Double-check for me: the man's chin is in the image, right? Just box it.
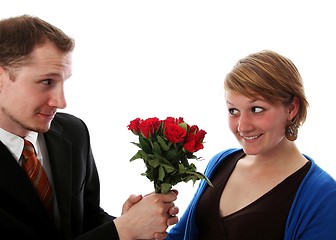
[28,124,51,133]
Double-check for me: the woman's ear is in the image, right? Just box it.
[288,96,300,120]
[0,66,5,74]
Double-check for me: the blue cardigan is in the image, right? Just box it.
[167,148,336,240]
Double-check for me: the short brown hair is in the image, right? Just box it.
[0,14,75,69]
[224,50,309,126]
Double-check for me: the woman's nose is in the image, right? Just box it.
[237,113,252,132]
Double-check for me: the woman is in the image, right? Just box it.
[166,50,336,239]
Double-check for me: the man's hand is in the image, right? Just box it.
[114,190,179,240]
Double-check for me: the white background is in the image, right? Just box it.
[3,0,336,219]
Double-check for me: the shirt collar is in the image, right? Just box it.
[0,128,39,162]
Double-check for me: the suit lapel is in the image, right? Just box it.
[44,120,72,236]
[0,142,52,222]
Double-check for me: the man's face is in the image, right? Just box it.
[0,41,72,137]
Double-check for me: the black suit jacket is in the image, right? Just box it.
[0,113,119,240]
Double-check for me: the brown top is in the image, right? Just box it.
[196,150,311,240]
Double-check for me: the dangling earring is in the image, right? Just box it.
[285,121,298,141]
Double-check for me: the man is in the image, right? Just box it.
[0,15,178,240]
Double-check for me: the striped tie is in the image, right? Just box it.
[22,139,53,218]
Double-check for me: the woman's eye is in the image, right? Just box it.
[252,107,263,113]
[228,108,238,115]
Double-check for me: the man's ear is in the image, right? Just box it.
[288,96,300,120]
[0,66,4,88]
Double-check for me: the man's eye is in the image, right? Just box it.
[252,107,263,113]
[42,79,52,85]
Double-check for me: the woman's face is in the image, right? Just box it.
[226,91,295,156]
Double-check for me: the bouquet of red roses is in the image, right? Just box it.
[127,116,212,193]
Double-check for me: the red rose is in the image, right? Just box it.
[127,118,141,135]
[183,136,204,153]
[164,117,184,125]
[196,129,207,141]
[164,117,175,125]
[139,117,161,138]
[164,123,187,144]
[184,125,207,152]
[188,125,199,134]
[128,116,211,193]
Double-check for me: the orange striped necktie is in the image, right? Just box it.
[22,139,53,218]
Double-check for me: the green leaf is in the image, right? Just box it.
[130,142,141,148]
[153,141,162,155]
[165,148,180,160]
[185,171,213,187]
[178,163,186,173]
[158,165,165,181]
[129,150,143,161]
[139,150,149,161]
[162,164,176,173]
[148,158,160,168]
[178,122,188,130]
[139,135,152,153]
[160,183,172,194]
[157,135,169,151]
[181,157,190,167]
